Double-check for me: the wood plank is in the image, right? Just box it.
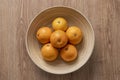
[0,0,120,80]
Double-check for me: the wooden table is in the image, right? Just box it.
[0,0,120,80]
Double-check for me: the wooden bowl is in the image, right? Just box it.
[25,7,95,74]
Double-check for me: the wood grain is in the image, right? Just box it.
[0,0,120,80]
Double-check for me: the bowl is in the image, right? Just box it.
[25,7,95,74]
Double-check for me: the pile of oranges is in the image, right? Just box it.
[36,17,83,62]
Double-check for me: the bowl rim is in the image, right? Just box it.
[25,6,95,75]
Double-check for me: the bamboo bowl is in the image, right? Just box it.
[25,7,95,74]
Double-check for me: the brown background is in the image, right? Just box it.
[0,0,120,80]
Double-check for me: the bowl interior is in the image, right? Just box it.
[26,7,94,74]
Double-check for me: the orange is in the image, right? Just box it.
[52,17,68,31]
[50,30,68,48]
[36,27,52,44]
[66,26,83,45]
[60,44,78,62]
[41,43,58,61]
